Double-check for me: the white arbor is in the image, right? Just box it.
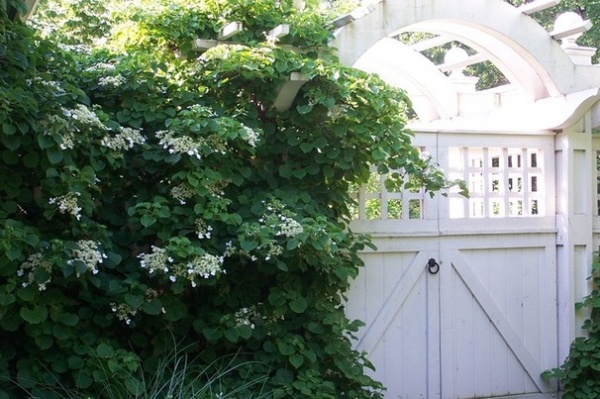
[335,1,600,398]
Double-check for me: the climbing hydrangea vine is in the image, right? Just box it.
[0,0,462,397]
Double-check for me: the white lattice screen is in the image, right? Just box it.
[447,147,544,218]
[351,146,545,221]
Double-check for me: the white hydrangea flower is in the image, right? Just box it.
[62,104,108,131]
[110,302,137,325]
[138,246,173,274]
[49,192,82,220]
[195,219,212,239]
[85,62,116,74]
[276,216,303,238]
[101,127,146,153]
[156,130,201,159]
[171,184,195,205]
[241,125,261,147]
[98,75,127,87]
[17,253,52,291]
[186,253,224,280]
[68,240,106,277]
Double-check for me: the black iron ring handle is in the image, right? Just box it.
[427,258,440,275]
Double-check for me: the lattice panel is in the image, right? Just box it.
[447,147,544,218]
[350,167,425,220]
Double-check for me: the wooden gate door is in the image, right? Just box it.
[345,134,558,398]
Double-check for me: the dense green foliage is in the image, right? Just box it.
[543,257,600,398]
[0,1,455,397]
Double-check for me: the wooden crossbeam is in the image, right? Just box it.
[273,72,309,111]
[193,39,218,51]
[410,35,452,52]
[268,24,290,39]
[517,0,560,15]
[438,53,486,73]
[328,0,378,28]
[219,21,243,40]
[550,19,592,40]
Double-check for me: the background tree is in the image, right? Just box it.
[1,1,454,398]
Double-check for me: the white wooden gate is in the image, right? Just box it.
[346,132,559,399]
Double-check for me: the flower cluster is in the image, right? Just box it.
[260,200,304,238]
[207,180,228,199]
[101,127,146,154]
[223,240,258,261]
[49,192,82,220]
[68,240,106,277]
[84,62,116,74]
[241,126,261,147]
[171,184,195,205]
[27,76,66,94]
[234,306,260,329]
[138,246,224,287]
[98,75,127,87]
[195,219,213,239]
[62,104,107,132]
[41,114,75,149]
[138,246,173,274]
[17,253,52,291]
[264,241,283,261]
[110,302,137,325]
[276,216,303,238]
[156,130,201,159]
[186,253,225,286]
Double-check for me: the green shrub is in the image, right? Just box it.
[543,256,600,398]
[1,1,459,398]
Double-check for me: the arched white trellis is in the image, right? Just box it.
[336,1,600,398]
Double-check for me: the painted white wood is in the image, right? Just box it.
[355,251,430,353]
[447,250,546,392]
[347,128,560,398]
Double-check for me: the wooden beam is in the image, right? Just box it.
[438,53,486,73]
[328,1,377,29]
[517,0,560,15]
[550,19,592,40]
[193,39,218,51]
[410,35,452,52]
[218,21,243,40]
[273,72,309,112]
[268,24,290,39]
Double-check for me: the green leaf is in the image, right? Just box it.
[289,353,304,369]
[296,104,313,115]
[23,152,39,168]
[47,147,63,164]
[237,324,253,339]
[68,355,84,370]
[58,313,79,326]
[224,328,239,343]
[140,214,156,227]
[2,124,17,135]
[0,293,15,306]
[202,327,222,341]
[20,306,48,324]
[124,294,144,308]
[289,297,307,313]
[277,341,295,356]
[240,239,258,252]
[96,343,114,358]
[300,142,313,153]
[126,378,144,395]
[34,334,53,350]
[16,285,37,302]
[2,150,19,165]
[142,298,163,315]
